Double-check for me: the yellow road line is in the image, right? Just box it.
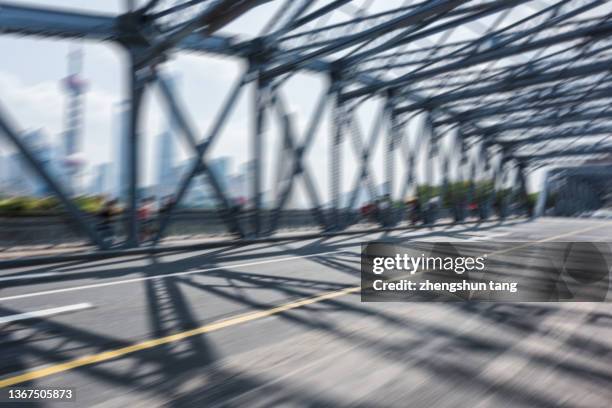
[0,286,360,388]
[493,222,608,255]
[0,221,608,388]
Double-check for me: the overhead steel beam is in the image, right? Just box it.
[495,125,612,145]
[135,0,274,68]
[464,110,612,136]
[514,145,612,161]
[394,42,612,114]
[432,88,612,123]
[340,0,530,66]
[353,15,604,67]
[259,0,466,80]
[0,3,330,70]
[0,2,119,40]
[379,0,599,77]
[271,0,353,35]
[395,57,612,112]
[342,17,612,99]
[275,3,420,45]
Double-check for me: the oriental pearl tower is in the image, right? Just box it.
[62,45,88,196]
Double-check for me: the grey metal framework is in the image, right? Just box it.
[1,0,611,249]
[535,163,612,217]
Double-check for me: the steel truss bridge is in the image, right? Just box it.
[1,0,612,250]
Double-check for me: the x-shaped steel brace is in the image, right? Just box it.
[0,102,108,249]
[267,89,329,234]
[153,71,248,242]
[345,103,385,224]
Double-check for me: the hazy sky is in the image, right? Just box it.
[0,1,543,201]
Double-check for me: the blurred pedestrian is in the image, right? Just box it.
[138,196,156,242]
[98,198,118,246]
[160,195,175,214]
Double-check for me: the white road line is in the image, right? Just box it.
[0,221,548,303]
[0,303,94,324]
[0,272,59,283]
[466,232,512,241]
[0,250,346,302]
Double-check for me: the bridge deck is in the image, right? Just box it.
[1,217,611,407]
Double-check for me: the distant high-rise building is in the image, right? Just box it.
[170,157,233,208]
[90,163,112,196]
[227,168,247,205]
[0,154,6,194]
[13,129,54,197]
[209,157,231,188]
[5,153,23,195]
[156,129,177,198]
[0,154,3,190]
[0,129,53,197]
[61,46,88,195]
[155,75,180,198]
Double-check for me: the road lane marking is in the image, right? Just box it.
[493,222,610,255]
[466,231,513,241]
[0,250,346,302]
[0,272,59,283]
[0,220,526,301]
[0,287,360,388]
[0,221,608,387]
[0,303,94,325]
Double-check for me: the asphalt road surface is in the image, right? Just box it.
[1,217,612,407]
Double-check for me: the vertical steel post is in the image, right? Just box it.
[499,157,511,219]
[384,102,394,199]
[483,144,494,219]
[424,111,436,224]
[426,143,436,225]
[516,160,530,216]
[491,150,500,219]
[459,136,470,221]
[330,74,343,231]
[467,151,476,218]
[400,116,417,201]
[385,93,398,226]
[251,73,269,237]
[441,130,453,220]
[125,51,147,247]
[534,169,549,217]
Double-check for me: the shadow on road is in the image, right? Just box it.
[3,218,611,406]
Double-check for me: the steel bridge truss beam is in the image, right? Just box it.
[154,71,248,243]
[267,90,329,234]
[3,0,603,247]
[0,101,107,249]
[342,5,612,100]
[514,145,612,161]
[496,125,612,146]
